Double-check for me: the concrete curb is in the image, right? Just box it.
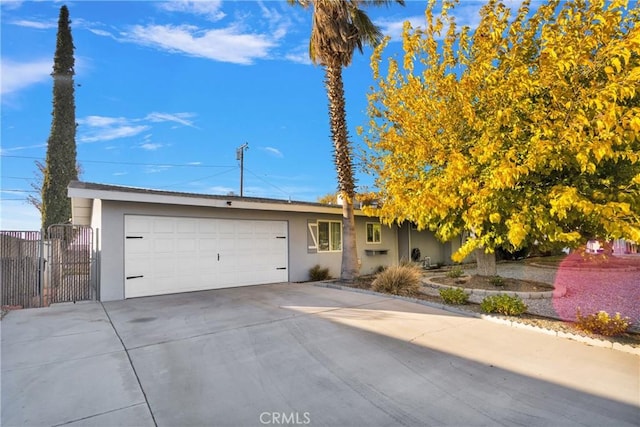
[422,276,566,299]
[311,282,639,357]
[528,262,640,272]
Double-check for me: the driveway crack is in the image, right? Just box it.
[100,302,158,427]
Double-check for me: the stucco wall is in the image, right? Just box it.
[407,225,447,265]
[96,200,399,301]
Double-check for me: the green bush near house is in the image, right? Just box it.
[575,309,630,336]
[372,264,422,297]
[439,287,469,305]
[446,267,464,278]
[308,264,331,281]
[489,276,505,287]
[480,294,527,316]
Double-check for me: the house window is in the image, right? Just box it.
[317,220,342,252]
[366,223,381,244]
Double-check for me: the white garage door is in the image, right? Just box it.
[124,215,288,298]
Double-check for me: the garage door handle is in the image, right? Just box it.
[126,236,143,239]
[276,236,286,239]
[126,275,144,279]
[276,267,287,270]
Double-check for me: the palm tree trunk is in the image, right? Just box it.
[324,62,359,281]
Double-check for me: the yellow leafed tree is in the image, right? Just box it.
[363,0,640,275]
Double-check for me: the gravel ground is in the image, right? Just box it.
[441,262,640,329]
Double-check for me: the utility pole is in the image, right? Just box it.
[236,142,249,197]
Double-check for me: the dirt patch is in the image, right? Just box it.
[430,275,554,293]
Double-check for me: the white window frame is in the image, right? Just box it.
[317,220,342,252]
[366,222,382,244]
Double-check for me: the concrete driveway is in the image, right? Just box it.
[2,283,638,426]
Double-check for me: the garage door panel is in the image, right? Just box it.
[151,218,174,232]
[198,238,217,252]
[218,237,236,250]
[126,217,151,233]
[152,259,175,277]
[199,221,218,233]
[126,238,150,254]
[125,216,288,298]
[151,239,174,254]
[177,238,197,252]
[177,219,197,233]
[177,258,200,272]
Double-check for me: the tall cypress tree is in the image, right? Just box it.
[41,5,77,231]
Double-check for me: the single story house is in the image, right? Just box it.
[68,181,463,301]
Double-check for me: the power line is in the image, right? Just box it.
[2,156,297,200]
[1,155,234,169]
[244,167,291,199]
[157,167,238,189]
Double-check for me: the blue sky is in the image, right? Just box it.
[1,0,514,230]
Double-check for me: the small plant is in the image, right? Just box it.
[446,267,464,278]
[372,264,423,297]
[575,309,630,336]
[489,276,505,287]
[374,265,386,274]
[439,287,469,304]
[308,264,331,281]
[480,294,527,316]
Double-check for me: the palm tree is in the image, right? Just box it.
[289,0,404,282]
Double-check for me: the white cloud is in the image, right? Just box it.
[113,172,128,176]
[1,59,51,95]
[145,165,172,174]
[0,143,47,154]
[77,112,196,144]
[375,0,525,42]
[0,1,24,11]
[11,19,57,29]
[123,24,275,65]
[88,28,112,37]
[256,0,290,40]
[79,125,151,143]
[375,15,426,40]
[285,50,312,65]
[263,147,283,158]
[157,0,225,21]
[139,143,164,151]
[146,112,196,127]
[79,115,129,127]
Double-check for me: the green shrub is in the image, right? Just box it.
[308,264,331,281]
[372,264,423,297]
[489,276,505,287]
[439,287,469,304]
[446,267,464,278]
[480,294,527,316]
[575,309,630,336]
